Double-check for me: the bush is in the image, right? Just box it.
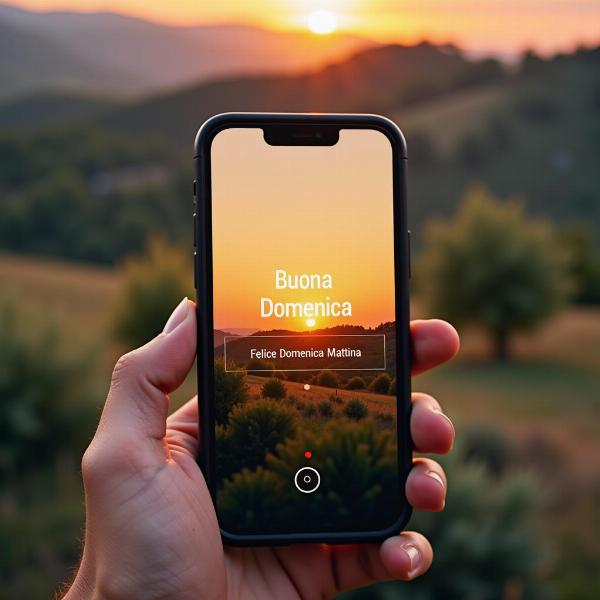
[113,237,193,348]
[318,400,334,418]
[317,370,339,388]
[346,376,366,390]
[217,467,285,529]
[227,400,297,471]
[379,451,545,600]
[0,298,97,474]
[261,377,286,400]
[213,359,249,425]
[369,373,391,395]
[344,398,368,421]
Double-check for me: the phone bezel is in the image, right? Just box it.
[194,113,412,546]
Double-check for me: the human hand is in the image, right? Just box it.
[63,298,459,600]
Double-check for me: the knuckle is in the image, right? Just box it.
[111,350,141,386]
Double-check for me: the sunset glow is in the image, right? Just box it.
[10,0,600,55]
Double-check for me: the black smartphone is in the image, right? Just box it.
[194,113,412,546]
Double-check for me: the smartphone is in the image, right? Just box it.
[194,113,411,546]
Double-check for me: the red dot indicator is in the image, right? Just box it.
[304,451,312,459]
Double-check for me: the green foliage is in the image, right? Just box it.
[217,467,284,530]
[346,376,366,390]
[227,400,297,471]
[113,237,193,348]
[317,369,339,388]
[268,420,399,527]
[0,298,96,474]
[343,398,368,421]
[369,373,392,395]
[213,359,249,425]
[420,185,570,360]
[260,377,286,400]
[344,455,545,600]
[318,399,334,418]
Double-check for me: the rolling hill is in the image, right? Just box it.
[0,3,375,98]
[101,42,505,143]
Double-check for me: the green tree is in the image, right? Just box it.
[317,370,339,388]
[213,359,249,425]
[369,373,391,395]
[420,186,570,360]
[113,237,193,348]
[261,377,286,400]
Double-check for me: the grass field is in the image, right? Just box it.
[246,374,396,415]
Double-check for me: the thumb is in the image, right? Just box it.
[96,297,196,444]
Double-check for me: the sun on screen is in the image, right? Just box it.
[306,318,317,327]
[308,9,337,35]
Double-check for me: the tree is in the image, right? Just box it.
[419,186,570,360]
[113,237,193,348]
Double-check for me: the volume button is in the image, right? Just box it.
[407,230,411,279]
[193,212,198,247]
[194,251,199,289]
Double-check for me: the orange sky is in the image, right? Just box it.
[211,128,395,331]
[11,0,600,55]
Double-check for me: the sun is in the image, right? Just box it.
[306,317,317,327]
[308,9,337,35]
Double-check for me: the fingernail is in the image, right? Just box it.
[163,297,190,334]
[425,470,445,490]
[402,544,422,578]
[432,407,455,448]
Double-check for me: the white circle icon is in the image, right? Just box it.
[294,467,321,494]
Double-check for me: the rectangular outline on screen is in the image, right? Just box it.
[223,333,386,372]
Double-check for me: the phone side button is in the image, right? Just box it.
[193,212,198,247]
[407,230,411,279]
[193,251,199,289]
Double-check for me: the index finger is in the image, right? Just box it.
[411,319,459,376]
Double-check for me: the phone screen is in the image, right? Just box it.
[209,126,403,535]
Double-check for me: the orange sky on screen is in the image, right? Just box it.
[211,128,395,331]
[11,0,600,54]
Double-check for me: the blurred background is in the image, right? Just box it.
[1,1,599,598]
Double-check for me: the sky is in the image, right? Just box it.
[10,0,600,55]
[211,128,395,331]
